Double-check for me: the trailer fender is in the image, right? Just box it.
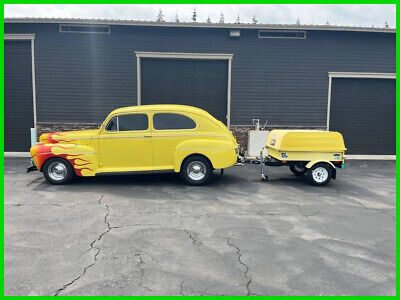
[305,161,336,179]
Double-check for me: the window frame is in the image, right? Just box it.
[258,30,306,39]
[152,112,198,131]
[104,113,149,133]
[59,24,110,34]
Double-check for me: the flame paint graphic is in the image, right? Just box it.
[40,132,77,144]
[31,143,96,176]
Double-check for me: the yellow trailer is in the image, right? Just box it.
[260,130,346,186]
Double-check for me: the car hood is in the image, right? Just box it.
[39,129,98,145]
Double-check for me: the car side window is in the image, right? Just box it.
[106,117,118,131]
[153,113,196,130]
[106,114,148,132]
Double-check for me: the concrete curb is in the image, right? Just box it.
[4,152,30,158]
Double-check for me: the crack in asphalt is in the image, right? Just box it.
[227,237,254,296]
[340,194,396,222]
[184,230,201,251]
[179,280,229,296]
[5,203,64,208]
[296,203,320,220]
[135,252,153,293]
[172,211,184,218]
[55,195,112,296]
[179,281,185,296]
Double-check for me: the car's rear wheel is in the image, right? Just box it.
[180,155,213,185]
[43,158,74,185]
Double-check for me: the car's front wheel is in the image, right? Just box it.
[43,158,75,185]
[180,155,213,185]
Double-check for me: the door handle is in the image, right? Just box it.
[144,135,151,138]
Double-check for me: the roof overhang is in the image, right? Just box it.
[4,18,396,34]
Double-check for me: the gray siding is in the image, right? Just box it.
[5,23,395,126]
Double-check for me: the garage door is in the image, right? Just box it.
[330,78,395,155]
[5,41,34,152]
[141,58,228,123]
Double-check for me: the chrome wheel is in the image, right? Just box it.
[48,161,67,181]
[187,161,206,181]
[312,167,328,183]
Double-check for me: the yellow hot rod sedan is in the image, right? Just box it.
[28,105,239,185]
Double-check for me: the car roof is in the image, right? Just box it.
[111,104,213,118]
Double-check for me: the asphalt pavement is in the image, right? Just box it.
[4,158,396,295]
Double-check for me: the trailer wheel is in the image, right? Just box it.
[307,163,332,186]
[289,165,307,176]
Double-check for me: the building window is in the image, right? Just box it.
[59,24,110,34]
[106,114,148,132]
[258,30,306,39]
[153,113,196,130]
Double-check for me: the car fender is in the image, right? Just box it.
[173,139,237,172]
[30,143,98,176]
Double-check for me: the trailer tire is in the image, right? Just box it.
[289,165,307,176]
[307,163,332,186]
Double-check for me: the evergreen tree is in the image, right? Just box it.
[219,12,224,23]
[235,13,241,24]
[206,15,211,23]
[192,8,197,22]
[385,21,389,28]
[156,9,164,23]
[252,14,257,24]
[175,12,179,23]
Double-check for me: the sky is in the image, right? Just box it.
[4,4,396,28]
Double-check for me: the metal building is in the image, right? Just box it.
[4,18,396,155]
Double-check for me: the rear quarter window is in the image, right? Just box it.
[153,113,196,130]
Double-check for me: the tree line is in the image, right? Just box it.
[156,8,391,28]
[156,8,256,24]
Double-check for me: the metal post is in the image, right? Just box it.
[30,128,37,147]
[260,147,268,180]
